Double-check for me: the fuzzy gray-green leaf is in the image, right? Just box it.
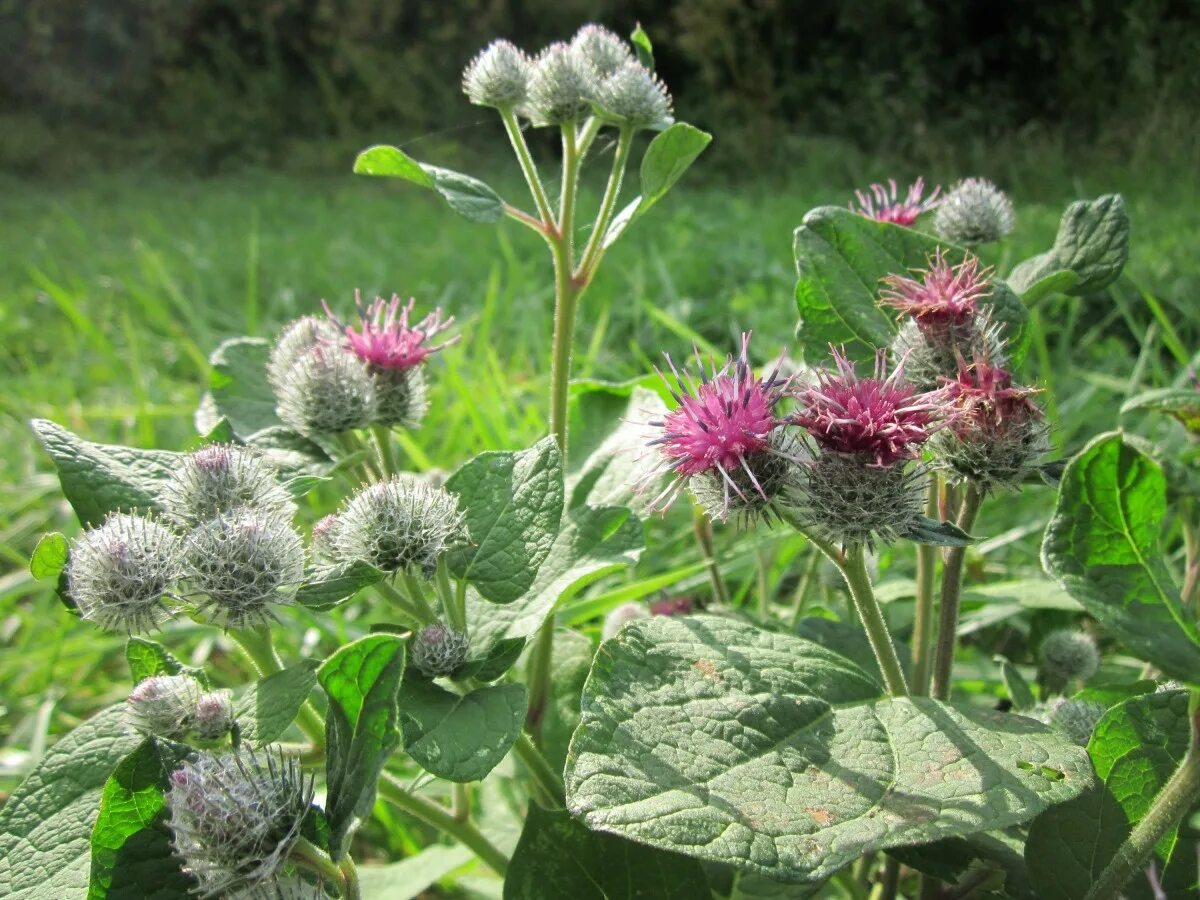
[1008,194,1129,297]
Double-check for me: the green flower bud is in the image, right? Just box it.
[571,24,634,77]
[934,178,1016,246]
[890,313,1007,393]
[794,452,927,548]
[194,691,236,742]
[67,513,184,633]
[463,39,531,109]
[687,427,805,526]
[410,623,470,677]
[163,443,295,527]
[593,62,672,130]
[275,343,377,436]
[127,674,205,739]
[267,316,340,392]
[373,365,429,428]
[310,514,339,561]
[1038,629,1100,693]
[527,43,598,126]
[1041,697,1106,746]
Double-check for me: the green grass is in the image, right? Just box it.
[1,141,1197,776]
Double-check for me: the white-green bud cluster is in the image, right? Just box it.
[462,39,531,109]
[527,42,599,126]
[1038,629,1100,693]
[67,513,184,633]
[1038,697,1106,746]
[410,623,471,677]
[793,453,926,547]
[328,474,465,577]
[184,509,305,627]
[310,514,339,561]
[891,314,1006,393]
[593,61,673,130]
[275,343,377,436]
[601,602,650,640]
[126,674,234,743]
[934,177,1016,246]
[163,444,295,528]
[193,690,236,741]
[166,748,312,897]
[228,877,329,900]
[688,427,806,526]
[571,24,634,77]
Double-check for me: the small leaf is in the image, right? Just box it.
[455,636,526,682]
[88,737,194,899]
[630,23,654,69]
[1016,269,1081,305]
[504,804,709,900]
[125,638,207,688]
[565,616,1091,884]
[206,337,280,438]
[318,634,406,860]
[0,705,142,899]
[32,419,179,525]
[994,655,1036,711]
[1009,195,1130,297]
[30,532,68,580]
[900,515,975,546]
[400,677,526,783]
[445,437,564,605]
[294,561,384,611]
[639,123,711,214]
[353,146,504,223]
[1121,387,1200,434]
[1042,432,1200,681]
[235,659,321,745]
[356,844,473,899]
[569,383,667,509]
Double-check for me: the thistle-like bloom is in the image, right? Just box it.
[527,42,599,126]
[934,177,1016,245]
[637,333,800,521]
[67,513,184,633]
[193,691,236,742]
[793,348,950,467]
[162,444,295,527]
[462,39,531,109]
[571,24,634,77]
[410,623,471,677]
[127,674,205,739]
[593,62,673,130]
[266,316,341,393]
[1043,698,1107,747]
[851,177,941,226]
[880,250,993,332]
[166,747,313,897]
[326,293,458,372]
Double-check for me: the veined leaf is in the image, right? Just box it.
[1009,194,1129,298]
[353,146,505,224]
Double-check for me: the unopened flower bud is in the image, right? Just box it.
[184,509,305,627]
[891,314,1007,393]
[410,623,470,677]
[267,316,340,392]
[1038,629,1099,693]
[527,43,598,126]
[275,343,377,436]
[463,39,531,109]
[67,513,184,633]
[194,691,236,741]
[934,177,1016,246]
[602,602,650,640]
[166,748,312,896]
[229,876,329,899]
[594,62,673,130]
[330,475,465,577]
[571,24,634,77]
[796,452,927,547]
[127,674,205,739]
[1037,697,1106,746]
[163,444,295,527]
[686,427,805,526]
[310,514,339,560]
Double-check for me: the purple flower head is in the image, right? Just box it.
[879,250,993,330]
[942,355,1043,437]
[851,177,941,226]
[325,292,459,371]
[638,333,796,516]
[794,347,952,466]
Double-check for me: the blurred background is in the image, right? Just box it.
[2,2,1199,755]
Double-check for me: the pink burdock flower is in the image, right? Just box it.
[325,292,459,371]
[794,347,951,467]
[879,250,993,331]
[638,333,802,522]
[851,177,941,226]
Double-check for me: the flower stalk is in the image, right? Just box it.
[232,626,326,748]
[842,545,909,697]
[910,478,940,695]
[930,482,984,700]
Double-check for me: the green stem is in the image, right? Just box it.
[233,626,326,747]
[756,546,771,620]
[402,572,440,624]
[370,424,397,478]
[788,545,823,629]
[338,854,362,900]
[1181,500,1199,613]
[378,773,510,876]
[500,107,555,227]
[575,115,603,159]
[911,477,941,696]
[842,546,909,697]
[874,857,901,900]
[290,836,352,896]
[513,732,566,805]
[930,483,984,701]
[694,506,731,606]
[575,127,633,280]
[1084,698,1200,900]
[452,781,470,823]
[372,579,429,628]
[435,557,465,631]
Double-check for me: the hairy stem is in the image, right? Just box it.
[402,572,440,624]
[843,546,909,697]
[693,507,731,605]
[930,483,984,701]
[435,557,465,632]
[513,732,566,805]
[378,773,510,876]
[373,579,429,628]
[911,477,941,696]
[291,836,356,897]
[369,424,397,478]
[452,781,470,823]
[233,626,325,747]
[575,127,633,280]
[500,107,555,227]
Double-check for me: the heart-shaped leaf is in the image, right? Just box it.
[353,146,505,224]
[125,637,208,688]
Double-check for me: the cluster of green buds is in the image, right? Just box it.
[126,674,234,742]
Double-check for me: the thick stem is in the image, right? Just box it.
[233,626,325,747]
[402,572,440,624]
[911,477,941,696]
[435,557,465,632]
[876,857,901,900]
[452,782,470,823]
[290,836,352,896]
[575,115,603,159]
[575,127,633,280]
[694,507,731,606]
[513,732,566,805]
[372,579,429,629]
[788,545,823,628]
[930,483,984,701]
[378,773,510,876]
[842,546,909,697]
[500,107,555,227]
[338,854,362,900]
[1084,700,1200,900]
[370,424,397,478]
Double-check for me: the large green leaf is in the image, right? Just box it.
[541,628,598,774]
[32,420,178,525]
[565,616,1092,884]
[569,384,666,509]
[88,738,194,899]
[467,503,644,650]
[318,635,406,860]
[400,677,527,783]
[353,146,505,223]
[235,658,321,745]
[1009,194,1129,298]
[204,337,279,437]
[504,804,709,900]
[1042,432,1200,681]
[356,844,473,899]
[445,437,564,605]
[792,207,1029,364]
[1026,690,1198,899]
[0,705,142,899]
